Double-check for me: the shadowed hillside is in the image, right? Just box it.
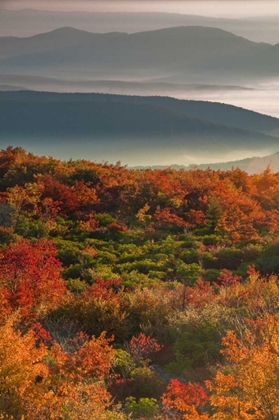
[1,91,279,165]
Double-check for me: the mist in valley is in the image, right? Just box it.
[1,1,279,169]
[2,74,279,119]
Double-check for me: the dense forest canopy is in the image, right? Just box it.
[1,146,279,418]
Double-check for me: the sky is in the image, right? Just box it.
[1,0,279,17]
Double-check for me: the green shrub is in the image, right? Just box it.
[62,264,82,280]
[112,349,135,379]
[66,278,86,293]
[95,213,117,226]
[130,367,165,399]
[124,396,159,418]
[166,322,221,375]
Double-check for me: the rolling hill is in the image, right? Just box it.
[0,27,112,59]
[0,91,279,166]
[0,26,273,83]
[2,90,279,135]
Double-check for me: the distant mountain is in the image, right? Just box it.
[244,152,279,174]
[132,159,253,171]
[0,91,279,166]
[184,157,263,172]
[0,27,125,59]
[186,152,279,174]
[1,10,279,44]
[201,42,279,79]
[133,152,279,174]
[0,26,272,83]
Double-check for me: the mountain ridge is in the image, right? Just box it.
[1,90,277,135]
[0,90,279,166]
[0,25,274,83]
[1,9,279,44]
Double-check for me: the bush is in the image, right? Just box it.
[112,349,135,379]
[202,269,221,283]
[62,264,82,280]
[130,367,165,399]
[56,239,81,266]
[166,322,221,375]
[215,247,244,270]
[95,213,117,227]
[66,278,86,293]
[124,396,159,418]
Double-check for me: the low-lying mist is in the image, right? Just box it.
[2,135,277,168]
[1,75,279,118]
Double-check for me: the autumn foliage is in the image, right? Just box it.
[0,238,65,320]
[207,314,279,420]
[1,148,279,418]
[162,379,209,419]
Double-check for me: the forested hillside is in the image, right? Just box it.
[1,146,279,418]
[1,91,279,166]
[3,90,279,134]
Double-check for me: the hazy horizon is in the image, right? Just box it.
[1,1,279,18]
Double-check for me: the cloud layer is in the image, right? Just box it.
[1,0,279,17]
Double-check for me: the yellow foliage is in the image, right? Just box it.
[208,314,279,420]
[0,317,48,418]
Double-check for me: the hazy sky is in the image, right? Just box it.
[1,1,279,17]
